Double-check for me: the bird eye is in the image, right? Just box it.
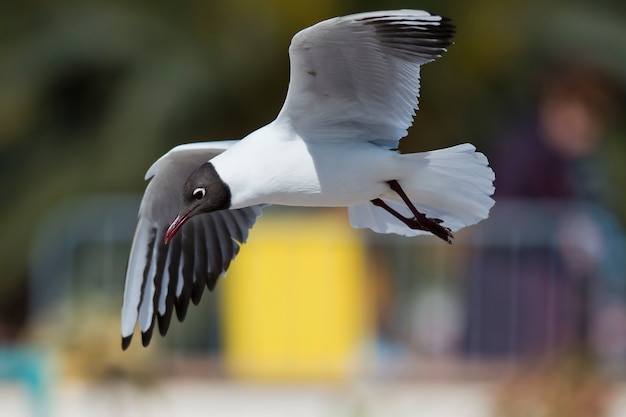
[192,187,206,200]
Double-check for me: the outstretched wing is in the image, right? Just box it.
[122,141,265,349]
[276,10,454,148]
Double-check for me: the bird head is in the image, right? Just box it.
[164,162,231,244]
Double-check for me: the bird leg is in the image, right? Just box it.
[371,180,453,244]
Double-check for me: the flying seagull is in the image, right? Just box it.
[121,10,495,349]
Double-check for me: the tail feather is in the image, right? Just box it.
[349,144,495,237]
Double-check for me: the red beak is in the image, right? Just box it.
[164,211,192,244]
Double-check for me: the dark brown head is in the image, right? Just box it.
[164,162,231,243]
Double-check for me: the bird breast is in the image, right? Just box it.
[210,126,395,209]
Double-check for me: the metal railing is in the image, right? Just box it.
[24,195,626,375]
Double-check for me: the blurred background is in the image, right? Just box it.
[1,0,625,416]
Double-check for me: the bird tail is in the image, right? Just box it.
[348,143,495,237]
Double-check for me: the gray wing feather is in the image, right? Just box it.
[277,10,454,148]
[121,141,265,349]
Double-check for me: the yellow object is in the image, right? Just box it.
[221,209,368,381]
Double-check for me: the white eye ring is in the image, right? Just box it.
[192,187,206,200]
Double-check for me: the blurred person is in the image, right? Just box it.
[462,62,625,360]
[495,62,616,201]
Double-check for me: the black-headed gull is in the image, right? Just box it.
[122,10,495,349]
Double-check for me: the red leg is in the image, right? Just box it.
[371,180,453,243]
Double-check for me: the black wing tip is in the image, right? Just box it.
[122,333,155,349]
[141,328,154,348]
[439,16,455,29]
[191,277,206,305]
[356,11,454,25]
[158,312,173,336]
[358,12,456,59]
[175,296,191,321]
[191,289,204,305]
[207,276,219,292]
[358,12,456,32]
[122,335,133,350]
[121,319,167,350]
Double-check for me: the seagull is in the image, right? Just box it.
[121,10,495,349]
